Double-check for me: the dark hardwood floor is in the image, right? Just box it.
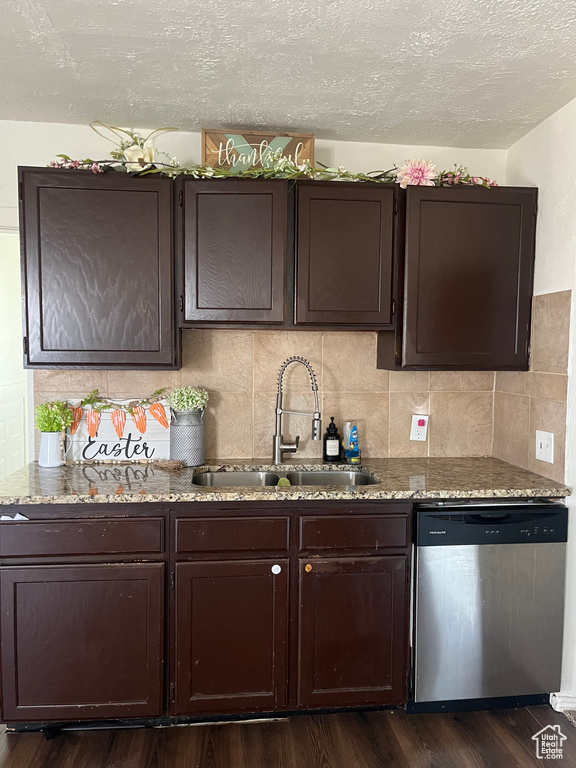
[0,706,574,768]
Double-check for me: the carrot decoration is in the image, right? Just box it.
[111,409,126,439]
[131,405,147,433]
[70,406,83,435]
[149,402,169,429]
[86,408,100,438]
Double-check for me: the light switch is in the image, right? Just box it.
[536,430,554,463]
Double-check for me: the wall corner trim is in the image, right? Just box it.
[549,692,576,711]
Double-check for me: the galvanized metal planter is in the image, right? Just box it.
[169,408,205,466]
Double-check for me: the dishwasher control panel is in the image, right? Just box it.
[416,503,568,546]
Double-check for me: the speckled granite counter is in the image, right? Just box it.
[0,457,569,506]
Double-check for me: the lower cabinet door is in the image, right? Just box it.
[174,559,288,715]
[0,563,164,722]
[298,556,408,708]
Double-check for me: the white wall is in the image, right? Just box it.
[0,233,29,479]
[507,96,576,708]
[0,119,507,232]
[507,97,576,297]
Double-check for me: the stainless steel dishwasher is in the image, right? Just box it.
[412,501,568,712]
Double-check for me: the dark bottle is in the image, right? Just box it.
[323,417,341,463]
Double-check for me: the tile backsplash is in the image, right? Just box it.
[492,290,571,483]
[34,331,494,461]
[33,289,571,477]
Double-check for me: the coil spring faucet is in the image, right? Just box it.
[273,356,321,464]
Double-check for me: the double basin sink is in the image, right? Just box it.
[192,469,377,488]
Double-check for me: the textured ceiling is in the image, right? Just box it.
[3,0,576,148]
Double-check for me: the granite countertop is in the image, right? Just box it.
[0,457,569,506]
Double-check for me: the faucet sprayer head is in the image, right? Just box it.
[312,414,322,441]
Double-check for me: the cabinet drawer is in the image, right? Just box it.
[175,517,290,554]
[299,515,408,551]
[0,518,164,558]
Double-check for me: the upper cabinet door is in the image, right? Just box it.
[179,179,287,325]
[20,168,177,369]
[401,186,537,369]
[295,182,397,327]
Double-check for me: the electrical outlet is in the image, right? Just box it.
[535,430,554,463]
[410,414,429,441]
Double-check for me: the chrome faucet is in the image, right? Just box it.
[273,356,321,464]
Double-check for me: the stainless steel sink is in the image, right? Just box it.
[192,469,377,488]
[285,470,376,486]
[192,471,280,487]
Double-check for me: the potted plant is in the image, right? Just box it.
[35,401,74,467]
[166,387,209,466]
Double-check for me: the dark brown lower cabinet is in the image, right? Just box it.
[0,563,164,722]
[174,559,289,715]
[298,556,408,708]
[0,504,412,726]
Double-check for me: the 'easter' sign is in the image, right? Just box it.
[67,400,170,462]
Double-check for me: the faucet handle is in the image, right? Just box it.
[285,436,300,454]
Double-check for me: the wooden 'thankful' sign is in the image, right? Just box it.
[202,130,315,171]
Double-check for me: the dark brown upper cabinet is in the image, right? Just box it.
[377,185,537,370]
[178,178,288,325]
[295,182,398,328]
[19,168,178,369]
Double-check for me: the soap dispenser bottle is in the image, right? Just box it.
[323,417,341,463]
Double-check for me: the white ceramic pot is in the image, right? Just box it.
[38,431,63,468]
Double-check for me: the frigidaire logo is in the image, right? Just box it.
[430,531,447,534]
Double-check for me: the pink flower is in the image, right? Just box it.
[491,180,498,187]
[396,159,438,189]
[90,162,103,174]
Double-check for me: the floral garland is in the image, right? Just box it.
[396,158,496,189]
[48,122,497,188]
[68,389,169,439]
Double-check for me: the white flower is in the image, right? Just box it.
[396,158,438,189]
[124,141,155,171]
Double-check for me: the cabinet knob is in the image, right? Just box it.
[271,564,282,575]
[305,564,312,573]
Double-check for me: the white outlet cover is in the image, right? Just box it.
[535,430,554,464]
[410,414,429,441]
